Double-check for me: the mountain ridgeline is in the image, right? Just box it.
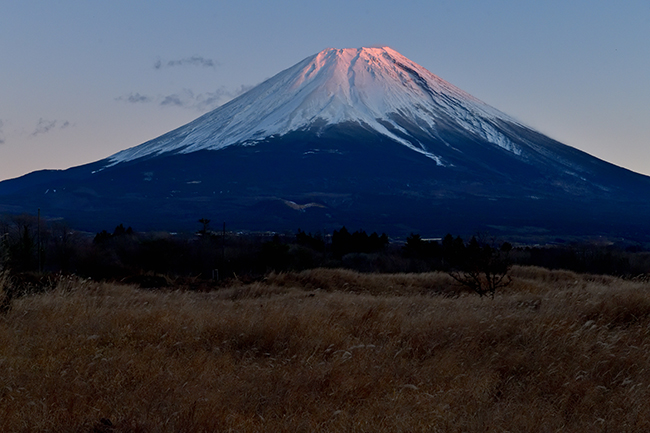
[1,47,649,240]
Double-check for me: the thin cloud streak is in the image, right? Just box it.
[31,118,72,137]
[116,83,256,112]
[32,118,57,136]
[159,84,255,111]
[154,55,219,70]
[115,93,154,103]
[160,92,188,107]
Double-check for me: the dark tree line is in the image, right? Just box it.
[0,218,393,282]
[1,213,649,290]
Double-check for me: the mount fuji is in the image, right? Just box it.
[1,47,650,240]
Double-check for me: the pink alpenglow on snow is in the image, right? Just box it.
[108,47,522,167]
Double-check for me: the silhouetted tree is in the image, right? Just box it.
[94,230,112,244]
[296,229,325,251]
[113,223,133,236]
[260,234,290,271]
[448,236,512,298]
[198,218,211,235]
[403,233,441,259]
[441,234,466,268]
[2,215,39,272]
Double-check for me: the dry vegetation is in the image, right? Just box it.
[1,267,650,432]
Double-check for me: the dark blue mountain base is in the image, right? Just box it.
[1,124,649,241]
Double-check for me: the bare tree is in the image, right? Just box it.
[448,236,512,298]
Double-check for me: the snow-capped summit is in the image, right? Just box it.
[108,47,521,165]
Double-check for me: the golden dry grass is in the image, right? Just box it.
[1,267,650,432]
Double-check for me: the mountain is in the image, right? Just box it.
[1,47,650,241]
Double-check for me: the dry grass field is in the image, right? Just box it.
[1,267,650,432]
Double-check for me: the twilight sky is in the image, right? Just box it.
[1,1,649,181]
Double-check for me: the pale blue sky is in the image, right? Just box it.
[1,1,649,180]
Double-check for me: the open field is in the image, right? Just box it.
[1,267,650,432]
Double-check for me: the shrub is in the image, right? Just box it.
[448,236,512,297]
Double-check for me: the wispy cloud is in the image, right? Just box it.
[191,90,225,110]
[0,119,5,145]
[193,84,255,111]
[32,118,57,136]
[31,118,72,137]
[154,55,219,70]
[160,90,193,107]
[159,85,255,111]
[115,93,153,103]
[116,84,255,112]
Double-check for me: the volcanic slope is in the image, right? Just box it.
[1,47,649,239]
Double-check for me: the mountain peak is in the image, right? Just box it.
[107,46,522,165]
